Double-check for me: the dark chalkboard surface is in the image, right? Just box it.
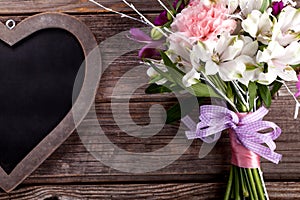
[0,28,85,174]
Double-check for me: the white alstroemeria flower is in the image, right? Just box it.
[147,63,168,85]
[182,68,201,87]
[226,0,239,13]
[190,40,216,72]
[272,6,300,46]
[167,32,193,72]
[242,10,273,44]
[236,37,260,86]
[256,40,299,84]
[239,0,263,16]
[190,34,258,82]
[182,41,214,87]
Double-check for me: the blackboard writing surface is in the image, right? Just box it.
[0,28,85,174]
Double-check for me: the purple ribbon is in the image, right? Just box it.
[182,105,282,164]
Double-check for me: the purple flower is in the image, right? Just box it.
[272,1,284,16]
[174,0,186,11]
[295,75,300,97]
[129,28,164,58]
[154,11,169,26]
[154,0,187,26]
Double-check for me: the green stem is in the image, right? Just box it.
[253,168,265,200]
[243,168,254,200]
[239,167,249,197]
[247,168,258,200]
[200,72,238,112]
[234,166,241,200]
[224,166,233,200]
[231,182,235,199]
[209,75,227,93]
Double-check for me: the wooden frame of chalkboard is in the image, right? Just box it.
[0,12,100,192]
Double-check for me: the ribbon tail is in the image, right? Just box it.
[182,115,197,139]
[257,150,282,164]
[244,142,282,164]
[185,131,198,139]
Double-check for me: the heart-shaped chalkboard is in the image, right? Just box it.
[0,13,100,192]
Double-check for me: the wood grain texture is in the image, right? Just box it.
[0,0,298,14]
[0,183,299,199]
[0,0,168,14]
[0,1,300,198]
[12,97,297,185]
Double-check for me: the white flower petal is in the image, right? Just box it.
[218,60,242,81]
[242,10,261,37]
[239,0,263,16]
[221,39,244,61]
[190,42,210,71]
[182,68,201,87]
[257,69,278,85]
[239,68,261,86]
[273,6,300,46]
[205,60,219,75]
[280,41,300,65]
[241,37,258,57]
[274,66,298,81]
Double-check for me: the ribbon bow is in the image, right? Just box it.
[182,105,282,164]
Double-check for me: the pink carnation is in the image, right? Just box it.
[171,2,237,42]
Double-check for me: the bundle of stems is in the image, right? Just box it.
[224,166,267,200]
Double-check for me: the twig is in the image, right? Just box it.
[121,0,168,37]
[231,80,250,111]
[88,0,147,25]
[156,0,175,19]
[201,72,238,112]
[276,79,300,119]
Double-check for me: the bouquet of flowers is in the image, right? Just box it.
[90,0,300,199]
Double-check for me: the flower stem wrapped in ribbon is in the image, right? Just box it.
[183,105,282,200]
[185,105,282,165]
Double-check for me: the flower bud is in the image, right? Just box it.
[151,27,163,40]
[167,11,174,20]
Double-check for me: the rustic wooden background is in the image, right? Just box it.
[0,0,300,199]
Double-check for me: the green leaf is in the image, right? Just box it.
[166,66,220,98]
[270,81,283,97]
[248,81,258,111]
[146,61,174,82]
[160,51,185,75]
[175,0,183,11]
[165,0,176,13]
[166,97,207,124]
[149,74,164,84]
[257,83,271,107]
[260,0,270,12]
[161,20,172,28]
[145,83,172,94]
[226,82,235,102]
[146,59,220,98]
[189,82,220,98]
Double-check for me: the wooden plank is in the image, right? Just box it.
[0,0,168,14]
[0,0,298,14]
[0,182,298,199]
[10,96,296,184]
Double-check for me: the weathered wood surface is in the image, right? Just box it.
[0,0,168,14]
[0,183,299,200]
[0,1,300,199]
